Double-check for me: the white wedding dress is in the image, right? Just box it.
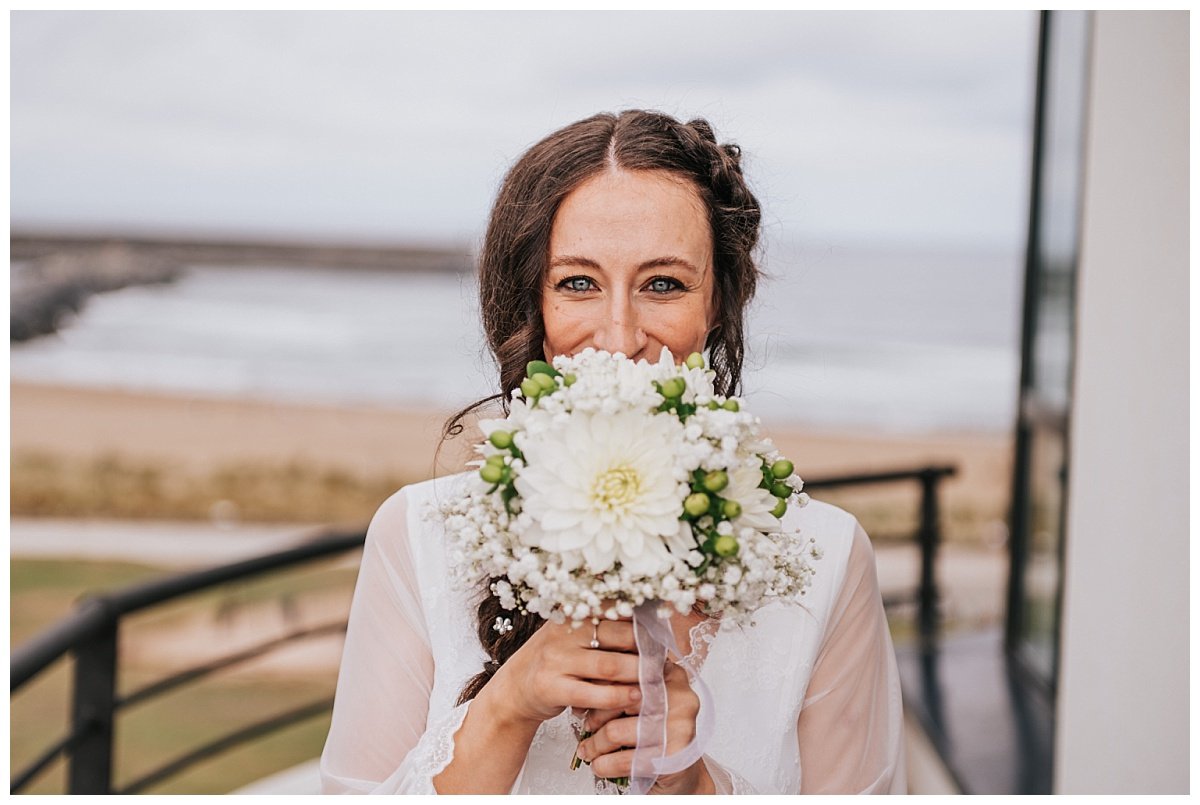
[320,473,906,794]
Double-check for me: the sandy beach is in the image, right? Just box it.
[11,381,1012,541]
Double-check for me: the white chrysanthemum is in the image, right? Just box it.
[724,460,783,532]
[514,409,686,575]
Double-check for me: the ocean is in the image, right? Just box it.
[9,243,1022,435]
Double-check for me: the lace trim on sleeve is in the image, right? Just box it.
[378,701,472,794]
[678,617,720,673]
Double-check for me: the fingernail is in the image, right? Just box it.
[631,687,642,701]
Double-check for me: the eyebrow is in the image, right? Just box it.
[548,255,703,275]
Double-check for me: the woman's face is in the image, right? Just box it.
[542,168,716,364]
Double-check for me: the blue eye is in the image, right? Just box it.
[559,276,594,292]
[648,277,683,293]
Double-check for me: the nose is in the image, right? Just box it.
[592,296,647,358]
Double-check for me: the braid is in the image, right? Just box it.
[456,581,543,705]
[674,118,762,398]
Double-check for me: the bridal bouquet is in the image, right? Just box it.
[438,347,819,628]
[437,348,819,793]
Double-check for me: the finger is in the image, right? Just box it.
[574,648,641,683]
[590,748,636,780]
[565,679,642,712]
[578,715,638,762]
[576,620,637,653]
[583,703,641,732]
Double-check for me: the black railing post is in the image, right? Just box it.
[68,598,117,794]
[917,470,942,641]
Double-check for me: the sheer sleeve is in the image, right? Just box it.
[796,520,907,794]
[320,488,462,794]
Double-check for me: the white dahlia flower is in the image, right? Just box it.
[514,409,688,575]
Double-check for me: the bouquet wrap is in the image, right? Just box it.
[628,600,716,793]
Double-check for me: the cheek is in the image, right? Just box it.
[646,302,712,356]
[541,299,579,353]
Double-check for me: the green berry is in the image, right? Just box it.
[721,499,742,519]
[771,498,788,518]
[771,481,792,499]
[722,399,740,412]
[488,430,513,449]
[520,378,541,398]
[563,373,577,386]
[706,401,721,410]
[486,454,506,467]
[702,470,729,493]
[685,352,705,370]
[684,492,711,517]
[659,377,685,399]
[479,464,504,484]
[526,360,559,378]
[533,372,557,392]
[771,459,794,480]
[713,535,739,557]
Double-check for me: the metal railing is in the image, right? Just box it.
[10,529,367,794]
[802,464,957,639]
[11,464,954,794]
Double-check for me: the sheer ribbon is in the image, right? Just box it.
[628,601,716,794]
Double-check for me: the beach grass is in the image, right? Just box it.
[11,449,1002,544]
[11,450,414,525]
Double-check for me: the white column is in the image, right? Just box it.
[1054,11,1189,794]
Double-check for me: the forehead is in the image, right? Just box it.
[549,169,713,265]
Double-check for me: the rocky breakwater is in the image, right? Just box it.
[11,244,181,342]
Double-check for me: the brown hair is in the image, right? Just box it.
[450,109,763,705]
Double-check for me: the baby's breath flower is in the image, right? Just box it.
[435,348,818,627]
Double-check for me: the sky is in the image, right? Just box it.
[10,11,1038,251]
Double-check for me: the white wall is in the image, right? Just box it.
[1054,11,1189,794]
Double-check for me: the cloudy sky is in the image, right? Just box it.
[11,11,1038,250]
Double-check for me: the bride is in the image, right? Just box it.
[319,110,906,794]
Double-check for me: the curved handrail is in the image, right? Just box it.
[11,529,366,693]
[801,464,957,488]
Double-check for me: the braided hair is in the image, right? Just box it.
[449,110,763,706]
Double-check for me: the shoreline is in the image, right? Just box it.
[11,381,1012,540]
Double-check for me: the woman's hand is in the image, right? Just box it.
[574,659,714,795]
[478,618,643,729]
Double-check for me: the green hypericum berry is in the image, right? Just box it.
[771,498,788,518]
[722,399,740,412]
[706,401,721,410]
[685,352,705,370]
[771,481,792,499]
[721,499,742,519]
[684,492,711,517]
[659,377,685,399]
[479,464,504,484]
[520,378,541,398]
[771,459,794,479]
[486,454,506,467]
[703,470,729,493]
[563,373,577,386]
[713,535,739,557]
[526,359,559,378]
[489,430,513,449]
[533,372,557,392]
